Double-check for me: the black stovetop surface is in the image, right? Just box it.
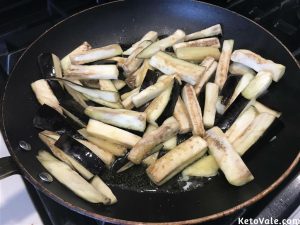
[0,1,299,225]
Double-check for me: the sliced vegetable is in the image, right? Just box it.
[225,106,257,143]
[185,24,222,41]
[83,94,123,109]
[147,136,208,185]
[173,37,220,50]
[229,62,255,75]
[121,88,139,100]
[37,151,110,204]
[241,71,273,99]
[163,136,177,150]
[64,85,88,108]
[231,49,286,82]
[138,29,185,58]
[175,47,220,62]
[90,176,117,204]
[135,59,150,87]
[182,155,219,177]
[31,79,62,114]
[182,84,205,136]
[173,97,192,134]
[142,152,159,166]
[220,75,241,106]
[38,53,62,79]
[55,134,106,174]
[112,80,126,90]
[86,119,141,147]
[205,127,254,186]
[214,40,234,89]
[99,80,117,92]
[123,31,158,55]
[139,69,161,92]
[85,106,146,132]
[132,75,174,107]
[70,44,123,64]
[203,82,219,128]
[81,80,100,89]
[149,51,205,85]
[128,117,179,164]
[110,153,130,172]
[232,112,276,155]
[252,101,281,118]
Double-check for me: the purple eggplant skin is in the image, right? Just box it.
[177,133,193,145]
[156,79,181,126]
[110,152,130,173]
[59,98,89,125]
[216,95,249,131]
[139,70,162,92]
[220,75,241,106]
[55,134,105,175]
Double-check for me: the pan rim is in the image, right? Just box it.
[1,0,300,224]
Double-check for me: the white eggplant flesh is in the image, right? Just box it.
[252,101,281,118]
[64,85,88,108]
[112,80,126,90]
[64,64,119,80]
[85,106,146,132]
[231,49,286,82]
[132,75,174,107]
[144,124,158,136]
[229,62,255,75]
[216,96,226,115]
[163,136,177,150]
[78,129,127,157]
[182,155,219,177]
[134,59,150,87]
[205,127,254,186]
[173,37,220,50]
[107,56,127,67]
[142,152,159,166]
[194,60,218,95]
[232,112,276,156]
[128,117,179,164]
[175,47,221,62]
[182,84,205,136]
[87,119,141,147]
[226,73,254,109]
[241,71,273,100]
[61,42,92,72]
[145,81,173,125]
[121,88,139,100]
[149,51,205,85]
[123,31,158,55]
[138,29,185,58]
[99,79,117,92]
[225,106,257,143]
[147,136,208,185]
[203,82,219,128]
[31,79,62,114]
[39,131,94,180]
[91,176,117,204]
[214,40,234,90]
[173,96,192,134]
[185,24,222,41]
[83,94,123,109]
[70,44,123,64]
[37,151,110,204]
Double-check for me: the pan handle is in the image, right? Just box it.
[0,156,20,179]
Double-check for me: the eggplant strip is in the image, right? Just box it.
[61,42,92,72]
[123,31,158,55]
[205,127,254,186]
[112,80,126,90]
[182,85,205,136]
[142,152,159,166]
[128,117,179,164]
[31,79,63,114]
[121,88,139,100]
[232,112,276,155]
[134,59,150,87]
[194,60,218,96]
[214,40,234,89]
[147,136,208,185]
[132,75,174,107]
[203,82,219,128]
[163,136,177,150]
[70,44,123,64]
[229,62,255,75]
[37,151,111,204]
[64,85,88,108]
[85,106,147,132]
[173,37,220,50]
[99,79,117,92]
[173,96,192,134]
[185,24,222,41]
[87,119,141,147]
[225,106,257,143]
[138,29,185,58]
[78,128,127,157]
[252,101,281,118]
[175,47,220,62]
[231,49,286,82]
[149,51,205,85]
[91,176,117,204]
[64,64,119,80]
[83,94,123,109]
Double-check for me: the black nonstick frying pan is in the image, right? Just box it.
[0,0,299,224]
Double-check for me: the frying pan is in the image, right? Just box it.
[0,0,299,224]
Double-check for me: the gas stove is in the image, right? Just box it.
[0,1,299,225]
